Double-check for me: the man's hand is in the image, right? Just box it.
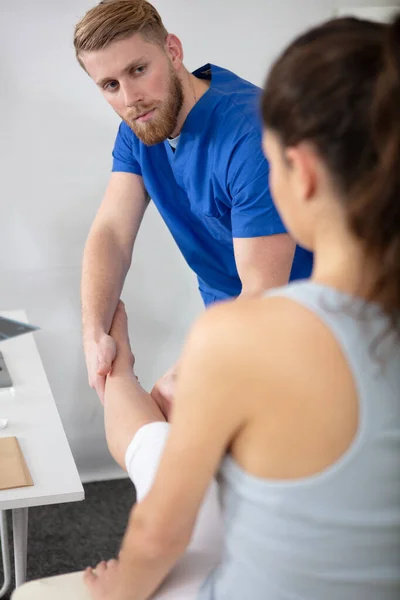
[84,333,117,403]
[150,363,178,420]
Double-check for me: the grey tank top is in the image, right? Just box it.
[198,281,400,600]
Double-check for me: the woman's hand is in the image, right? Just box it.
[84,558,131,600]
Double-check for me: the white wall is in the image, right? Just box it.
[1,0,398,481]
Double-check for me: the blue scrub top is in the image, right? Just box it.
[112,64,313,306]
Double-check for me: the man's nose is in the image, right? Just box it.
[122,81,144,107]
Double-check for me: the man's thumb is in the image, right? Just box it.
[96,336,116,376]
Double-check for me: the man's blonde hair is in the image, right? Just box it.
[74,0,168,67]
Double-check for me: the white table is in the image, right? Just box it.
[0,310,84,597]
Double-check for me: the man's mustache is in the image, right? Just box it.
[126,105,157,120]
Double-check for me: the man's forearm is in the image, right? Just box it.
[81,226,131,341]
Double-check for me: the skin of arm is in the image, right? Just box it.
[233,234,296,297]
[82,172,149,339]
[81,172,149,399]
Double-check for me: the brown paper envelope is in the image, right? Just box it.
[0,437,33,491]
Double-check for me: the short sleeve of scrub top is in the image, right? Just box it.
[112,122,142,176]
[227,131,286,239]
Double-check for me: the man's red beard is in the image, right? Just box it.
[124,68,184,146]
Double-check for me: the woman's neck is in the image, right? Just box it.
[311,220,378,301]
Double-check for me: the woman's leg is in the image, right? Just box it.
[12,423,222,600]
[12,304,222,599]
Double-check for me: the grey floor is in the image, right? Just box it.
[0,478,136,600]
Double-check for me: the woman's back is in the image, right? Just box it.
[199,281,400,600]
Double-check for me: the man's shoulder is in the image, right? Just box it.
[207,64,262,95]
[208,64,263,141]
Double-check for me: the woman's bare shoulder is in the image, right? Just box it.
[185,293,346,383]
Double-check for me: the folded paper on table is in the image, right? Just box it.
[0,436,33,490]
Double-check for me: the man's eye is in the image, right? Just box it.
[104,81,119,92]
[134,66,146,75]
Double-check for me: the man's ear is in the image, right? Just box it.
[285,143,317,203]
[164,34,183,69]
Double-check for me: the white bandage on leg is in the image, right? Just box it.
[125,421,171,502]
[125,420,223,554]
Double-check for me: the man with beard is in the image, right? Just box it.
[75,0,313,408]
